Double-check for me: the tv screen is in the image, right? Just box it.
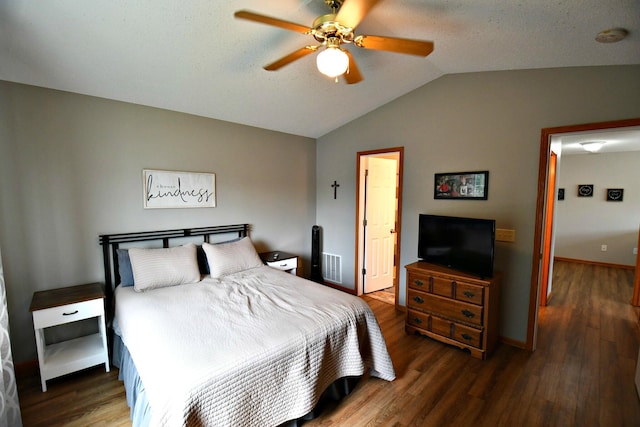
[418,214,495,278]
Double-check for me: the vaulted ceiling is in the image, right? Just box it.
[1,0,638,138]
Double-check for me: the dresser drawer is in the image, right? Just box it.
[431,276,454,298]
[430,314,452,337]
[266,257,297,271]
[32,298,104,329]
[407,272,456,297]
[406,309,429,329]
[455,282,484,305]
[407,272,429,291]
[408,272,485,305]
[408,290,483,327]
[412,311,482,350]
[453,322,482,348]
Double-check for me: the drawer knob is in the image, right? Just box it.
[461,333,472,341]
[63,310,79,316]
[461,309,475,319]
[414,279,424,287]
[413,317,423,324]
[463,291,475,298]
[413,296,424,304]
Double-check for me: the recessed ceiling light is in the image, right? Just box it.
[595,28,628,43]
[580,141,605,153]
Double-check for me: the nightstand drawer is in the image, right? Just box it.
[266,257,298,271]
[33,298,104,329]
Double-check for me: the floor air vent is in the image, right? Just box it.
[322,253,342,284]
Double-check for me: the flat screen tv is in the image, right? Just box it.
[418,214,496,278]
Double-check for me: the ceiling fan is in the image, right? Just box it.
[234,0,434,84]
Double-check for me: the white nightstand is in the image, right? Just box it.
[29,282,110,392]
[260,251,298,275]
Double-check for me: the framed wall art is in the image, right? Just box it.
[577,184,593,197]
[606,188,624,202]
[434,171,488,200]
[558,188,565,200]
[143,169,216,209]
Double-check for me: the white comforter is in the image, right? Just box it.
[115,265,395,426]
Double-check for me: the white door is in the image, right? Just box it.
[364,157,397,293]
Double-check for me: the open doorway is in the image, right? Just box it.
[527,117,640,351]
[355,147,403,306]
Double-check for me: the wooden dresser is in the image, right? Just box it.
[405,261,501,359]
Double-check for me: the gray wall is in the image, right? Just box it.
[555,151,640,266]
[2,65,640,362]
[0,81,316,363]
[316,65,640,344]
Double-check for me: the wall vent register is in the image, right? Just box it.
[322,253,342,284]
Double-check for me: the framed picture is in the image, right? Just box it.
[606,188,624,202]
[558,188,565,200]
[434,171,488,200]
[577,184,593,197]
[143,169,216,209]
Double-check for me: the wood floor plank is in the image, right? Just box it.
[17,260,640,426]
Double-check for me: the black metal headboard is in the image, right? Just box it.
[99,224,249,322]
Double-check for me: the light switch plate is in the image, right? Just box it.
[496,228,516,242]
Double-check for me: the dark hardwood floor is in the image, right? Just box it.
[17,261,640,426]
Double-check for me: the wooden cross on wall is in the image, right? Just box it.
[331,180,340,199]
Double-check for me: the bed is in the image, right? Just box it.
[99,224,395,426]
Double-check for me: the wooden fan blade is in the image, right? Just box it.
[264,46,319,71]
[336,0,382,29]
[234,10,311,34]
[343,50,363,84]
[355,34,434,56]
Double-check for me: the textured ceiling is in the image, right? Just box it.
[0,0,639,138]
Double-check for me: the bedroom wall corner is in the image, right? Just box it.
[0,80,317,363]
[315,65,640,346]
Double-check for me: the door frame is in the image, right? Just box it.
[538,151,558,307]
[355,147,404,306]
[526,117,640,351]
[633,226,640,306]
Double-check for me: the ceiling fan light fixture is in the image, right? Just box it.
[580,141,605,153]
[316,43,349,78]
[234,0,434,84]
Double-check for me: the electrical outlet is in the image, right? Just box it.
[601,244,607,252]
[495,228,516,242]
[634,248,638,255]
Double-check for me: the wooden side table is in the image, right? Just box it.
[259,251,298,275]
[29,282,110,391]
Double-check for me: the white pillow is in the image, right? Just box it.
[129,243,201,292]
[202,237,263,278]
